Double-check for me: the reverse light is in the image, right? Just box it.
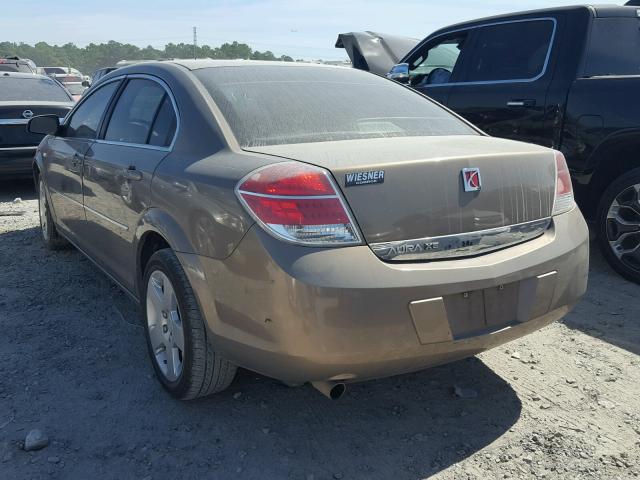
[552,151,575,216]
[236,162,362,246]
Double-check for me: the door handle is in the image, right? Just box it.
[507,99,536,108]
[122,166,143,181]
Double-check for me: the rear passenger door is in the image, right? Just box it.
[446,18,557,147]
[81,76,178,290]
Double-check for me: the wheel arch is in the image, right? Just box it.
[587,130,640,210]
[135,208,198,297]
[32,151,45,183]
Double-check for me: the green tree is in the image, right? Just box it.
[0,40,295,74]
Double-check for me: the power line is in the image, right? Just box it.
[193,26,197,60]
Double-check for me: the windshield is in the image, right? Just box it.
[44,67,67,74]
[0,77,71,102]
[194,65,476,147]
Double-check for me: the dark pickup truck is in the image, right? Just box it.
[341,5,640,283]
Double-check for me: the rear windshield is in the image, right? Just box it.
[0,77,71,102]
[194,66,476,147]
[0,63,32,73]
[584,17,640,77]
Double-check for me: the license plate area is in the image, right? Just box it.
[445,272,557,340]
[409,272,557,344]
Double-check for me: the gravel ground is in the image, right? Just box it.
[1,180,639,480]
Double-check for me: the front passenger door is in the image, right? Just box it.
[44,81,120,242]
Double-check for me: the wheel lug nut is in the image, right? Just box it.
[163,325,168,333]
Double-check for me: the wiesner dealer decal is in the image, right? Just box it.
[345,170,385,187]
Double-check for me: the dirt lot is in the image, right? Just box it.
[0,179,639,480]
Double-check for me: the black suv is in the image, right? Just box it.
[349,5,640,283]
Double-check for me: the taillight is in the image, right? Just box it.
[552,151,575,216]
[236,162,361,246]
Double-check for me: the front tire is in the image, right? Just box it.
[597,168,640,284]
[37,178,69,250]
[142,249,237,399]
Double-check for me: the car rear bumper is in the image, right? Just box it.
[0,146,36,177]
[178,207,589,384]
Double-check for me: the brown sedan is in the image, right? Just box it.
[28,60,589,400]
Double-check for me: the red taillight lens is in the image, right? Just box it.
[237,162,361,245]
[239,162,335,196]
[242,196,349,225]
[553,151,574,215]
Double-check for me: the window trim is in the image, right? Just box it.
[412,17,558,88]
[95,74,180,152]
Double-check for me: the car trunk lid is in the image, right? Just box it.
[247,136,556,260]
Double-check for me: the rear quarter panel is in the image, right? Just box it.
[149,150,261,260]
[129,63,262,261]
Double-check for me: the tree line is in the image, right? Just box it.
[0,41,295,75]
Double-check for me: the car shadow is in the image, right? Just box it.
[186,361,521,480]
[0,225,521,480]
[561,240,640,356]
[0,179,36,202]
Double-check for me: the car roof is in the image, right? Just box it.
[0,72,51,80]
[92,59,357,88]
[169,59,346,71]
[428,4,638,35]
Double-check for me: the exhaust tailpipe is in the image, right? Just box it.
[311,381,346,400]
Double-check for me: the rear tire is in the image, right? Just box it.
[37,177,69,250]
[142,249,237,399]
[596,168,640,284]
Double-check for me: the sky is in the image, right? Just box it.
[6,0,624,60]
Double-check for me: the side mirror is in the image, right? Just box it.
[27,115,60,136]
[81,80,90,87]
[387,63,410,84]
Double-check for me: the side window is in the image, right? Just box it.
[409,33,469,86]
[465,20,554,82]
[66,81,119,139]
[104,79,166,145]
[584,18,640,77]
[148,95,177,147]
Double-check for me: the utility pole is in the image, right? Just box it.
[193,26,197,60]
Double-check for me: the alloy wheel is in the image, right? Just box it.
[146,270,185,382]
[606,183,640,272]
